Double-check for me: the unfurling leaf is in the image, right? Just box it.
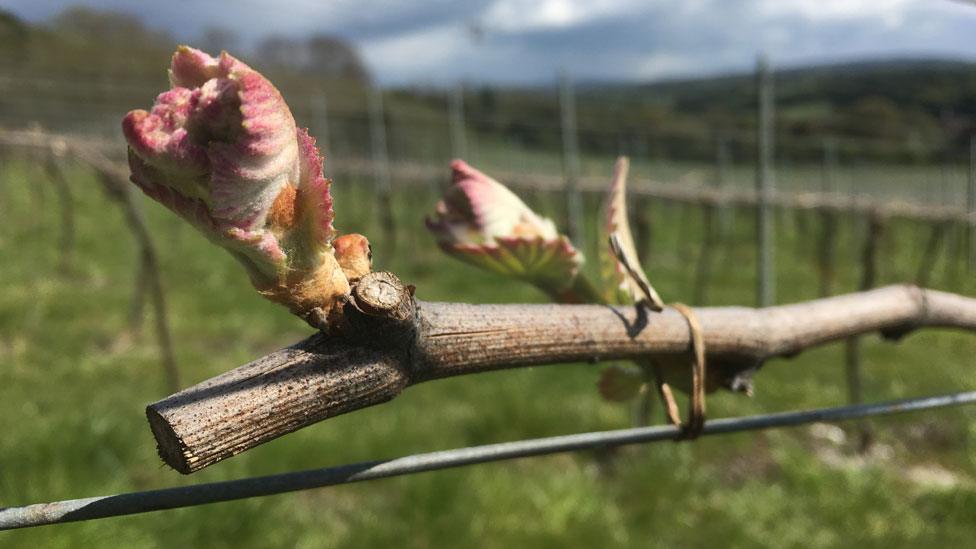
[426,160,598,302]
[600,156,664,310]
[123,46,369,322]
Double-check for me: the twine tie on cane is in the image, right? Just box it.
[610,233,706,439]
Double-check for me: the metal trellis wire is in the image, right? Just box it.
[2,390,975,531]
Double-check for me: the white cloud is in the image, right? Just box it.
[480,0,646,32]
[360,24,473,83]
[5,0,976,84]
[758,0,917,20]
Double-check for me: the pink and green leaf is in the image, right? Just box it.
[441,235,581,289]
[427,160,586,298]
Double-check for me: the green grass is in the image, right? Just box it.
[1,156,975,547]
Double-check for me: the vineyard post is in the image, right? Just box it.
[968,134,975,272]
[821,136,837,196]
[844,211,884,451]
[793,205,809,261]
[558,70,584,245]
[694,143,722,304]
[43,154,75,274]
[916,222,948,287]
[816,136,839,296]
[312,93,332,161]
[946,220,967,287]
[940,150,950,207]
[714,133,732,237]
[816,208,839,297]
[367,85,396,254]
[28,146,48,229]
[755,54,776,307]
[448,83,468,162]
[693,201,717,305]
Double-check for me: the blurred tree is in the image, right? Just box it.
[255,35,305,70]
[0,8,29,66]
[477,87,497,115]
[255,34,369,83]
[48,6,171,49]
[306,34,369,82]
[28,6,173,78]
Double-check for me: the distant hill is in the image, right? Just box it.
[593,58,976,117]
[454,58,976,163]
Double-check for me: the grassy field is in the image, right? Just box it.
[457,137,974,209]
[1,155,975,548]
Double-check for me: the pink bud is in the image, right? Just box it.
[123,46,347,317]
[427,160,586,300]
[429,160,559,244]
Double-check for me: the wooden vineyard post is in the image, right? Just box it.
[42,153,75,275]
[755,54,776,307]
[449,83,468,162]
[112,179,181,392]
[693,133,730,303]
[844,211,885,451]
[445,83,469,202]
[63,154,184,393]
[678,201,696,265]
[968,134,975,273]
[945,217,967,288]
[558,70,584,245]
[27,144,48,229]
[816,137,839,296]
[367,86,395,256]
[693,201,717,305]
[816,208,839,297]
[821,136,838,196]
[793,207,810,260]
[715,134,733,236]
[312,93,332,161]
[916,222,948,287]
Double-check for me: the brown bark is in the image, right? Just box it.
[148,278,976,474]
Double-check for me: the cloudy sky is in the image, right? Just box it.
[7,0,976,85]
